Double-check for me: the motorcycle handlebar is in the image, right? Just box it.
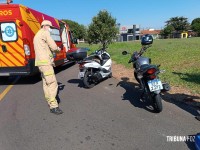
[95,47,107,54]
[125,45,152,64]
[139,45,152,56]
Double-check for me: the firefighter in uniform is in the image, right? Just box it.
[33,20,63,115]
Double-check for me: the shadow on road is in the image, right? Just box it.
[0,75,41,85]
[170,71,200,118]
[162,92,200,119]
[117,77,200,116]
[56,82,66,104]
[67,79,84,88]
[117,77,157,113]
[68,76,111,89]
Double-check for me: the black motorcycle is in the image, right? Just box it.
[122,34,170,113]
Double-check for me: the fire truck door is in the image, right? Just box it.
[0,22,25,67]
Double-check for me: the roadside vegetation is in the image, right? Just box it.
[78,37,200,94]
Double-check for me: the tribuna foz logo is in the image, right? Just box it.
[167,135,195,142]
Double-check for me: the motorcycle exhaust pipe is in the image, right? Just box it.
[161,83,170,92]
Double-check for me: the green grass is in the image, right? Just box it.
[78,37,200,94]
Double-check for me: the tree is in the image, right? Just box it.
[165,16,190,32]
[87,10,118,49]
[62,19,87,40]
[160,25,174,38]
[191,18,200,36]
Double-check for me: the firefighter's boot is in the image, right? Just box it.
[50,107,63,115]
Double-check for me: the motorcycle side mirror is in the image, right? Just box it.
[122,51,128,55]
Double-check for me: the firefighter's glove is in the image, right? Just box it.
[57,47,61,51]
[54,47,61,54]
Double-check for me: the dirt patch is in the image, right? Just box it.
[112,61,200,108]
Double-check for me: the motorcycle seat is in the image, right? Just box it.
[139,64,149,71]
[93,58,101,64]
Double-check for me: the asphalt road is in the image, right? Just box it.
[0,64,199,150]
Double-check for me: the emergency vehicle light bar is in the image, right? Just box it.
[0,0,13,4]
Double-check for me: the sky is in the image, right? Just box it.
[12,0,200,29]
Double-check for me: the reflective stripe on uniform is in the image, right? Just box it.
[43,71,54,76]
[35,60,49,66]
[48,98,58,109]
[49,53,53,57]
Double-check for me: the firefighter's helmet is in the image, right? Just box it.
[41,20,52,27]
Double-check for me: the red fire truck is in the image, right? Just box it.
[0,1,81,76]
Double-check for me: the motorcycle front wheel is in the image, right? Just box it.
[83,71,95,88]
[152,94,163,113]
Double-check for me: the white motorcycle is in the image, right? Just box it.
[78,48,112,88]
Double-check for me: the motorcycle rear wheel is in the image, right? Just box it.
[152,94,163,113]
[83,71,95,88]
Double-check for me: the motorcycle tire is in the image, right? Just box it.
[152,94,163,113]
[83,71,95,88]
[108,72,112,78]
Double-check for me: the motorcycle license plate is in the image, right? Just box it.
[78,72,85,78]
[148,79,163,92]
